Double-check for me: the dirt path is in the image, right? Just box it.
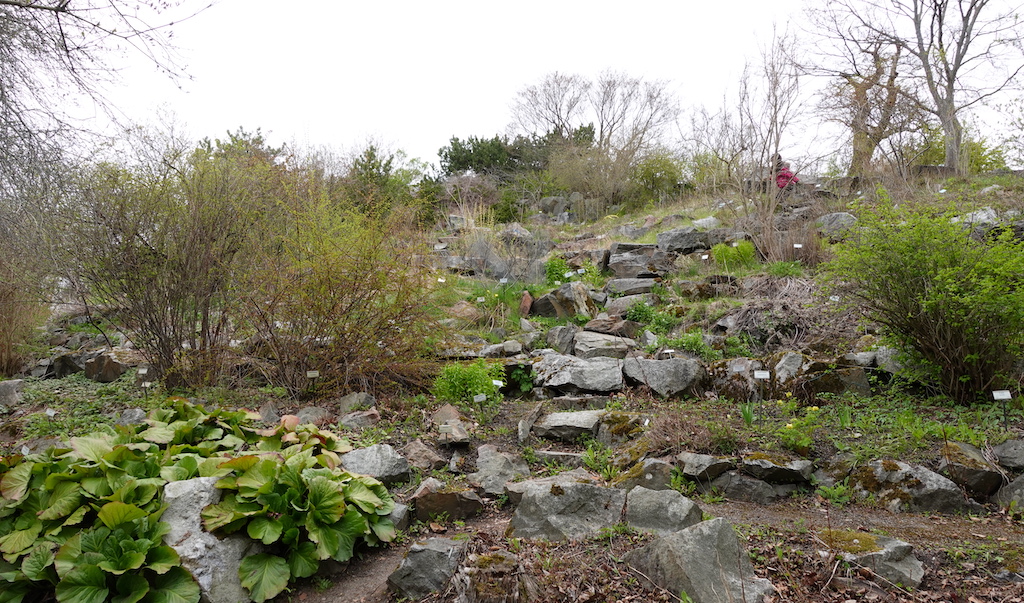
[290,497,1024,603]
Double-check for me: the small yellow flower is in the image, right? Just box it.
[785,423,794,429]
[809,406,819,411]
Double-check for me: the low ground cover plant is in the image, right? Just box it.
[0,400,394,603]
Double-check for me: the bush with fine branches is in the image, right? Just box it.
[823,201,1024,403]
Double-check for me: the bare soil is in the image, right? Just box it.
[291,494,1024,603]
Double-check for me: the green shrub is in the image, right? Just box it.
[544,257,571,286]
[823,202,1024,404]
[711,240,758,272]
[432,359,505,421]
[662,331,721,362]
[766,261,803,277]
[624,301,656,324]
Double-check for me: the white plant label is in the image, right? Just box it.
[473,393,488,403]
[993,390,1012,400]
[577,268,586,274]
[701,254,709,260]
[499,278,508,284]
[793,243,803,249]
[564,271,575,278]
[141,382,153,389]
[492,380,504,387]
[753,370,771,380]
[306,370,320,379]
[437,277,446,283]
[438,424,454,434]
[137,367,149,376]
[477,297,485,303]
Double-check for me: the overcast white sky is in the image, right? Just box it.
[104,0,809,165]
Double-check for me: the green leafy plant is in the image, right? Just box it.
[662,331,721,362]
[777,404,821,456]
[545,257,572,286]
[432,359,505,422]
[0,398,387,603]
[824,202,1024,403]
[580,440,618,481]
[766,260,803,277]
[816,478,853,507]
[202,452,395,602]
[505,365,534,396]
[711,240,758,272]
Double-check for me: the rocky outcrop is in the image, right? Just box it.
[163,477,260,603]
[387,537,468,599]
[849,460,973,513]
[507,482,626,541]
[624,517,776,603]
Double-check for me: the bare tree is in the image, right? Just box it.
[510,71,679,206]
[824,0,1024,174]
[0,1,204,196]
[804,8,928,179]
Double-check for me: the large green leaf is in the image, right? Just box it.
[0,462,33,502]
[144,546,179,575]
[235,461,278,497]
[218,456,259,473]
[138,425,176,445]
[55,564,109,603]
[245,517,282,545]
[306,477,346,525]
[369,517,396,543]
[97,502,148,530]
[286,542,319,579]
[54,533,82,578]
[143,566,200,603]
[70,437,114,464]
[238,554,290,603]
[20,541,56,582]
[0,581,30,603]
[341,479,382,514]
[39,481,83,521]
[112,573,149,603]
[0,520,42,556]
[331,507,369,563]
[61,506,89,529]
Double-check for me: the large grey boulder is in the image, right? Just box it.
[163,477,261,603]
[532,352,624,393]
[625,487,703,536]
[822,530,925,589]
[611,458,675,492]
[773,351,806,384]
[740,455,814,484]
[503,467,599,506]
[605,293,654,317]
[994,474,1024,511]
[604,278,658,296]
[676,451,734,481]
[939,441,1004,496]
[993,439,1024,471]
[624,517,776,603]
[507,482,626,541]
[452,549,539,603]
[531,282,598,319]
[532,410,604,442]
[0,379,24,409]
[707,471,778,505]
[411,477,485,521]
[817,212,858,241]
[546,325,579,355]
[340,444,410,486]
[572,331,636,359]
[84,350,131,383]
[606,247,677,279]
[656,227,709,254]
[849,460,972,513]
[467,445,530,496]
[622,357,705,397]
[387,537,468,599]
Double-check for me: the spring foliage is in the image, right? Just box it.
[823,202,1024,403]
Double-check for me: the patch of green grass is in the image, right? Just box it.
[20,372,153,441]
